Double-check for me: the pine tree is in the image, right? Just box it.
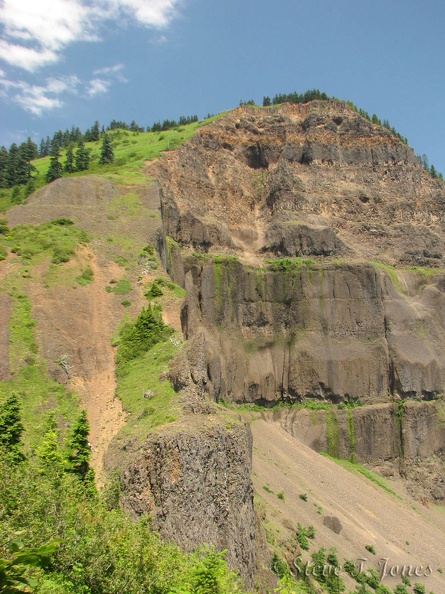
[11,185,22,205]
[45,143,63,183]
[99,134,114,164]
[64,143,75,173]
[90,120,100,142]
[74,138,90,171]
[0,393,24,462]
[0,146,8,188]
[36,413,65,468]
[67,410,91,480]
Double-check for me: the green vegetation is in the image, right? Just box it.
[371,261,445,294]
[116,304,173,365]
[326,408,340,458]
[0,393,25,463]
[0,432,245,593]
[106,278,132,295]
[370,261,403,292]
[347,408,356,462]
[30,114,223,189]
[364,544,376,555]
[99,134,114,164]
[75,266,93,286]
[113,304,180,437]
[265,257,315,272]
[264,89,332,106]
[296,523,315,551]
[145,279,164,298]
[298,493,308,502]
[0,219,88,265]
[322,454,398,497]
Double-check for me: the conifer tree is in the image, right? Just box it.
[64,143,75,173]
[0,393,24,462]
[90,120,100,141]
[67,410,91,480]
[36,413,65,468]
[99,134,114,164]
[45,142,63,183]
[74,138,90,172]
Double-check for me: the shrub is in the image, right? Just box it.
[75,266,94,286]
[51,246,73,264]
[296,524,315,551]
[117,305,173,365]
[145,281,163,298]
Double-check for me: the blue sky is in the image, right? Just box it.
[0,0,444,173]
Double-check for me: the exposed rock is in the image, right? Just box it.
[264,399,445,502]
[147,101,445,266]
[113,416,257,585]
[112,101,445,586]
[323,516,342,534]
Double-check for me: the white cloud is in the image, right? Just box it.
[86,78,110,97]
[0,0,183,72]
[0,73,81,115]
[93,63,127,83]
[0,65,126,114]
[0,40,58,72]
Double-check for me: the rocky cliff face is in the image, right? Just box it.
[111,102,445,585]
[108,411,258,585]
[145,101,445,505]
[146,101,445,406]
[265,400,445,502]
[149,101,445,267]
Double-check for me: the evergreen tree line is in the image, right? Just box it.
[1,113,200,190]
[262,88,332,106]
[261,89,444,179]
[45,137,92,184]
[0,138,38,189]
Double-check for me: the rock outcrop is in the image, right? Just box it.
[147,101,445,406]
[265,400,445,502]
[149,101,445,267]
[112,101,445,584]
[109,413,257,584]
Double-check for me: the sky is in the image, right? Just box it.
[0,0,444,173]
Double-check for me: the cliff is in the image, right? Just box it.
[144,102,445,406]
[114,101,445,583]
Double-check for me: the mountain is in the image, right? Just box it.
[1,99,445,593]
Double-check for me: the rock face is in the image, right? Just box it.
[149,101,445,267]
[147,100,445,504]
[169,257,445,405]
[265,400,445,502]
[113,416,257,584]
[147,102,445,406]
[107,101,445,586]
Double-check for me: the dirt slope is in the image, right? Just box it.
[6,176,164,483]
[251,418,445,592]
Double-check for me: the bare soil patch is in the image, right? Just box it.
[251,419,445,592]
